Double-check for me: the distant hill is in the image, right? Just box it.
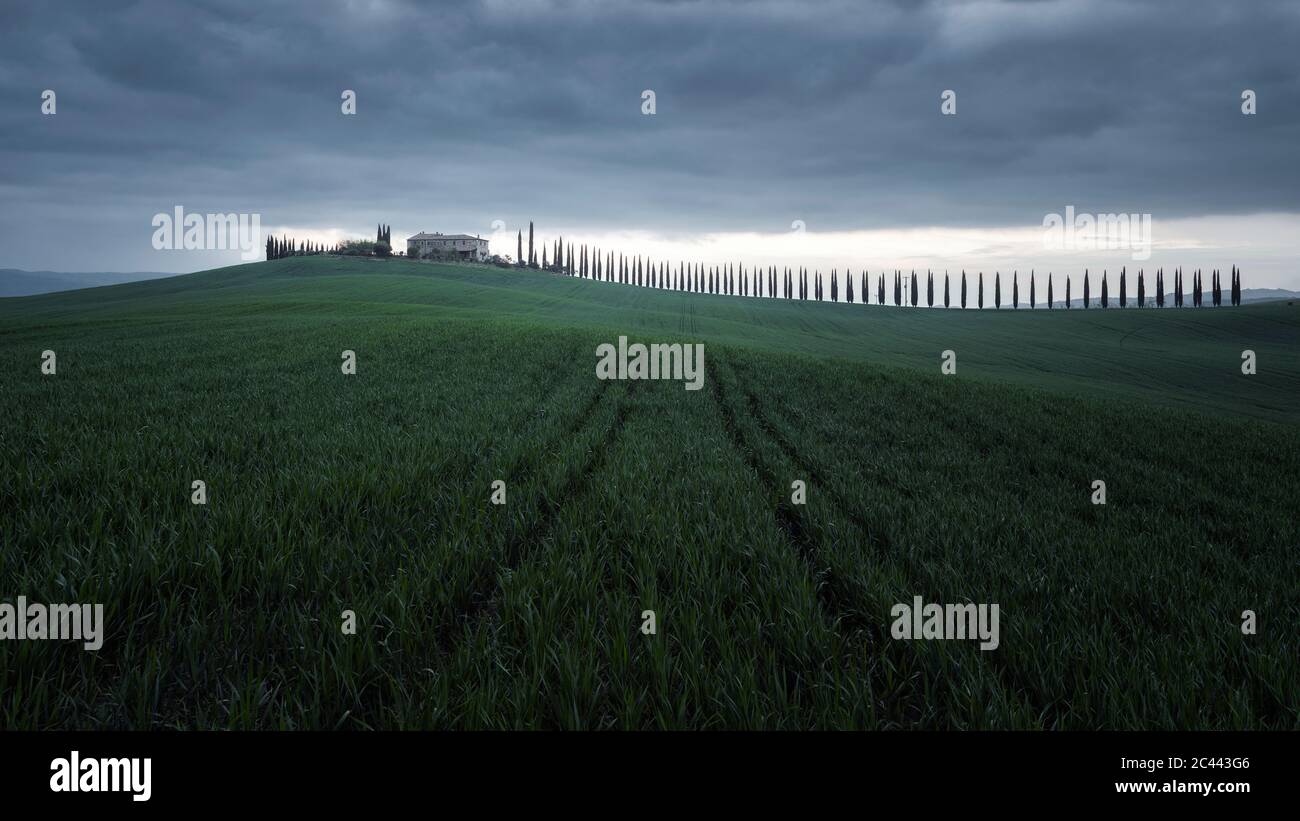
[1049,287,1298,308]
[1239,287,1300,303]
[0,268,178,297]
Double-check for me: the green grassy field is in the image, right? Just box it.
[1,256,1296,729]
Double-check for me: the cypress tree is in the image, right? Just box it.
[944,272,950,308]
[995,272,1001,309]
[1084,269,1091,308]
[927,271,933,307]
[1066,275,1071,308]
[1102,270,1109,308]
[960,271,967,308]
[1047,273,1053,309]
[1013,271,1019,309]
[1029,272,1034,309]
[910,270,918,306]
[1138,269,1145,307]
[978,272,984,309]
[1119,266,1127,308]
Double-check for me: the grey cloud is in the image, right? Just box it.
[1,0,1297,272]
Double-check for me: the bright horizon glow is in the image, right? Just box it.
[125,212,1299,293]
[463,212,1300,290]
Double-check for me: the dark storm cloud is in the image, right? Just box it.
[1,0,1298,270]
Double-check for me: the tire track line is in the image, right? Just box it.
[706,356,864,632]
[439,381,632,651]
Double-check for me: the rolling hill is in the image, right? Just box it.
[1,256,1296,730]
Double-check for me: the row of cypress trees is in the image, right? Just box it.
[266,235,332,259]
[512,229,1245,309]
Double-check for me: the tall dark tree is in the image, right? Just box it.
[1083,269,1091,308]
[528,222,535,267]
[927,271,934,307]
[960,271,967,308]
[978,272,984,309]
[1013,271,1019,309]
[1066,275,1071,308]
[995,272,1001,309]
[1119,267,1127,308]
[1047,273,1053,309]
[1137,269,1145,307]
[910,271,918,306]
[944,272,950,308]
[1101,270,1109,308]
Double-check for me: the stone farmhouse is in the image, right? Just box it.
[407,232,490,261]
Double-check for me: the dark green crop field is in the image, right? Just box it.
[1,257,1297,729]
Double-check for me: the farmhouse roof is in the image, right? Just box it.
[407,232,485,241]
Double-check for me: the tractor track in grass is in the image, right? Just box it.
[713,352,1025,725]
[722,359,897,563]
[722,363,1066,722]
[722,361,1053,726]
[500,385,631,569]
[729,360,916,503]
[438,380,633,651]
[706,355,864,633]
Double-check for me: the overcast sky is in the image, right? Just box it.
[2,0,1298,287]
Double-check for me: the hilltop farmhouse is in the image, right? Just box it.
[407,232,489,261]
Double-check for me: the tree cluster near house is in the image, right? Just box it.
[265,235,332,259]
